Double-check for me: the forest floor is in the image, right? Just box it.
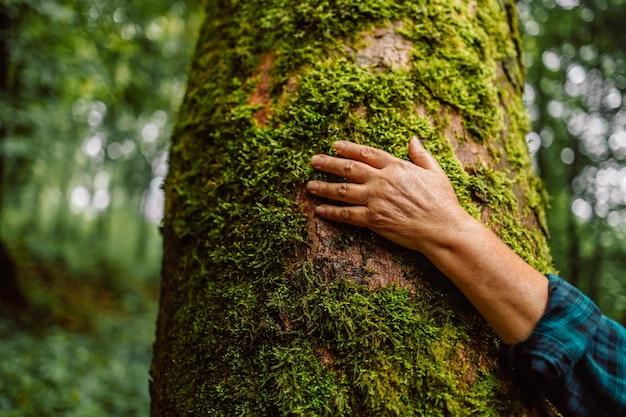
[0,252,158,417]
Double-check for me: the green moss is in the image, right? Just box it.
[154,0,554,415]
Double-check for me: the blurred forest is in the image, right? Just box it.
[0,0,202,415]
[0,0,624,415]
[520,0,626,322]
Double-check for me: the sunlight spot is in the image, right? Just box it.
[83,136,102,157]
[597,187,610,206]
[605,88,622,109]
[526,132,541,154]
[92,189,111,212]
[88,5,100,20]
[607,211,622,228]
[609,131,626,157]
[88,110,103,128]
[152,151,169,177]
[542,51,561,72]
[146,17,166,41]
[602,56,616,74]
[70,187,90,212]
[121,23,137,40]
[524,19,540,36]
[107,142,123,160]
[597,168,616,188]
[555,0,580,10]
[565,80,584,97]
[572,198,593,222]
[547,100,565,118]
[587,114,608,136]
[113,7,126,23]
[523,83,536,104]
[567,110,585,136]
[121,140,136,155]
[141,123,159,142]
[619,173,626,195]
[579,7,594,22]
[540,128,554,148]
[610,188,623,206]
[561,147,575,165]
[567,64,586,84]
[579,45,598,62]
[142,177,165,224]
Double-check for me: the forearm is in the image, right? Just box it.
[423,213,549,345]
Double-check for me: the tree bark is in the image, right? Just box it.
[151,1,556,415]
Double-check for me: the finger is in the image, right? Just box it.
[307,180,369,205]
[315,204,369,227]
[408,136,439,171]
[333,141,396,169]
[310,154,373,183]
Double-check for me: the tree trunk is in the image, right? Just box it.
[0,4,25,309]
[151,1,556,415]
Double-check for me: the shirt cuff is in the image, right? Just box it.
[504,274,602,380]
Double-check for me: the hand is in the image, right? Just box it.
[307,138,471,255]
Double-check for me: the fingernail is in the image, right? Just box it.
[311,155,324,168]
[333,141,345,151]
[315,206,327,215]
[307,181,319,192]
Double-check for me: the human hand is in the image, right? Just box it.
[307,138,471,254]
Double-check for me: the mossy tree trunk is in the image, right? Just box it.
[151,1,556,415]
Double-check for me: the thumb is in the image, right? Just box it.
[409,136,438,170]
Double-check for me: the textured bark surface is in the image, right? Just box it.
[151,1,557,415]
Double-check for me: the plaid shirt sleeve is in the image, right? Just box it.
[504,274,626,417]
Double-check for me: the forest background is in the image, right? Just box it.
[1,0,625,415]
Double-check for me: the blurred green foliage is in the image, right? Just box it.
[0,300,156,417]
[520,0,626,322]
[0,0,202,415]
[1,0,201,281]
[0,0,625,415]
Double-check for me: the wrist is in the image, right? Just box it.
[418,208,479,258]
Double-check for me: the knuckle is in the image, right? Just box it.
[344,161,357,176]
[337,183,348,198]
[360,146,373,159]
[340,207,351,220]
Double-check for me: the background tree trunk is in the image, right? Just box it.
[0,4,25,309]
[151,1,557,415]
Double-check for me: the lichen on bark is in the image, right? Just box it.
[151,1,556,415]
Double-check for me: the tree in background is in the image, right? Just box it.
[0,3,24,308]
[0,1,202,416]
[0,0,202,300]
[520,0,626,321]
[152,1,556,415]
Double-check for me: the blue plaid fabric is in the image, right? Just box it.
[505,274,626,417]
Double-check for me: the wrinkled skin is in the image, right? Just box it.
[307,138,470,255]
